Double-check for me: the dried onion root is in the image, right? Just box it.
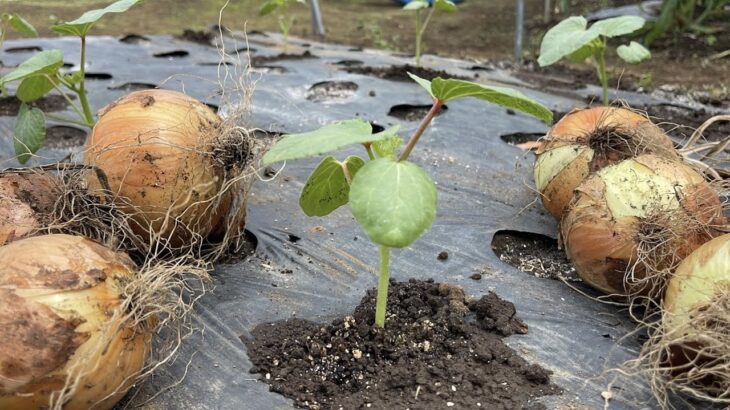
[535,107,677,220]
[560,155,725,301]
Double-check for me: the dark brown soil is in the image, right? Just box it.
[0,95,71,116]
[500,132,545,147]
[306,81,358,102]
[345,64,470,83]
[244,279,559,410]
[643,105,730,143]
[177,29,215,45]
[491,230,579,282]
[388,104,448,122]
[251,51,317,65]
[44,126,88,149]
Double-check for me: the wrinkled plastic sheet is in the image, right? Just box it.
[1,32,720,409]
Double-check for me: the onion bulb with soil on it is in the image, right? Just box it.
[0,234,150,410]
[640,234,730,407]
[535,107,677,220]
[84,89,257,256]
[560,155,725,299]
[0,171,59,245]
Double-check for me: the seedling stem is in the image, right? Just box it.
[375,245,391,328]
[399,98,444,161]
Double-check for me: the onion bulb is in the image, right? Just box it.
[84,89,250,248]
[561,155,724,296]
[647,234,730,402]
[535,107,677,219]
[0,171,58,245]
[0,234,150,410]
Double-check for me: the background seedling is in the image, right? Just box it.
[262,74,552,328]
[538,15,651,106]
[402,0,456,66]
[259,0,307,52]
[0,0,142,164]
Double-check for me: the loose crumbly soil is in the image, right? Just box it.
[244,279,560,410]
[44,125,88,149]
[491,230,579,282]
[251,51,317,66]
[643,105,730,143]
[0,95,70,116]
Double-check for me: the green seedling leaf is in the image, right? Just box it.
[51,0,143,37]
[263,120,399,165]
[300,155,365,217]
[434,0,457,12]
[3,13,39,37]
[259,0,282,16]
[567,44,595,63]
[538,16,599,66]
[16,75,56,102]
[349,158,437,248]
[589,15,645,38]
[372,137,404,159]
[408,72,435,98]
[0,50,63,85]
[63,71,84,87]
[408,74,553,124]
[14,103,46,164]
[403,0,429,10]
[616,41,651,64]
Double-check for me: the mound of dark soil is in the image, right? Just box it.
[345,64,469,82]
[244,279,560,410]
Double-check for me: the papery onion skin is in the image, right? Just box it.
[561,155,724,295]
[535,107,677,220]
[0,172,58,245]
[85,89,242,247]
[0,234,149,410]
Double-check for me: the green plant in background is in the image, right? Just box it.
[262,75,552,328]
[259,0,306,52]
[538,15,651,106]
[646,0,730,46]
[0,0,142,164]
[402,0,456,66]
[0,13,38,50]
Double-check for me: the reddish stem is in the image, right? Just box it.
[398,99,444,162]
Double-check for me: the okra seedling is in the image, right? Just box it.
[262,75,552,328]
[259,0,307,52]
[0,0,142,163]
[403,0,456,66]
[538,16,651,105]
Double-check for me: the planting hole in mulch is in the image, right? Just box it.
[306,81,358,102]
[251,51,317,65]
[44,126,88,149]
[333,59,363,67]
[204,102,219,113]
[198,61,235,67]
[5,46,42,54]
[153,50,190,59]
[500,132,545,148]
[491,230,579,282]
[251,65,288,74]
[119,34,150,44]
[345,64,469,82]
[388,104,448,122]
[84,72,113,80]
[177,29,214,46]
[244,279,560,410]
[217,229,258,264]
[0,95,70,117]
[108,82,158,92]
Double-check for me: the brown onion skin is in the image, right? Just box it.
[0,234,149,410]
[561,155,724,296]
[0,172,58,245]
[85,89,238,247]
[535,107,677,220]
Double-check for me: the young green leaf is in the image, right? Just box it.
[51,0,142,37]
[300,155,365,217]
[0,50,63,85]
[408,72,435,98]
[14,103,46,164]
[434,0,457,13]
[16,76,56,102]
[3,13,39,37]
[567,43,596,63]
[616,41,651,64]
[372,137,404,159]
[408,74,553,124]
[349,158,437,248]
[403,0,429,10]
[538,16,599,67]
[262,120,399,165]
[589,15,645,38]
[259,0,282,16]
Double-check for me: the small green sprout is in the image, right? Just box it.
[538,15,651,106]
[259,0,307,52]
[0,0,142,164]
[402,0,456,66]
[0,13,38,49]
[262,75,552,328]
